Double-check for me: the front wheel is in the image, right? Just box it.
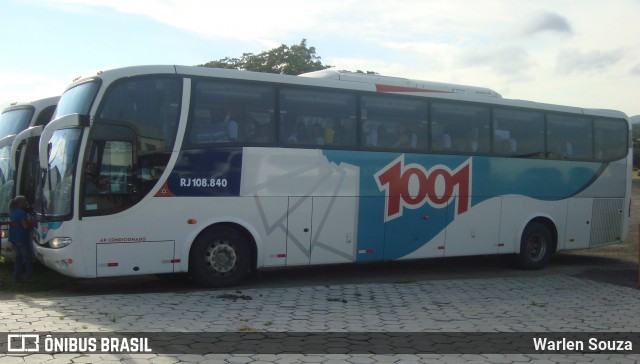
[516,222,554,270]
[189,226,251,287]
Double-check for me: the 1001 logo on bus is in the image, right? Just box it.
[374,155,472,222]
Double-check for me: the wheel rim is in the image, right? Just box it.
[205,240,237,275]
[525,232,547,262]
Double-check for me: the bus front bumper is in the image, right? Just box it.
[34,244,85,277]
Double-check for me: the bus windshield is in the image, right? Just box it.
[34,81,99,220]
[54,81,100,118]
[35,128,83,219]
[0,107,34,137]
[0,144,14,216]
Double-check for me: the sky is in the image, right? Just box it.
[1,0,639,117]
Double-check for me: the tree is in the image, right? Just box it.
[198,39,331,75]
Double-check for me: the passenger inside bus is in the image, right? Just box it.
[431,130,452,151]
[390,125,410,149]
[311,123,325,145]
[191,108,239,143]
[287,121,308,144]
[84,162,108,195]
[221,110,239,141]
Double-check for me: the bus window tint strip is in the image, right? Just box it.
[177,78,628,163]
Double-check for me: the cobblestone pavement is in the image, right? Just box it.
[1,274,639,363]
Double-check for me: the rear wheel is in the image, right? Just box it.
[189,226,250,287]
[516,222,554,269]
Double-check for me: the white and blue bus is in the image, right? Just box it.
[0,96,59,257]
[34,66,630,287]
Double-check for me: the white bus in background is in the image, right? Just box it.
[34,66,630,287]
[0,96,59,258]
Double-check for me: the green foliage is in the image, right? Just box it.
[0,259,75,293]
[198,39,331,75]
[349,70,380,75]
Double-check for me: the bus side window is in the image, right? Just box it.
[431,124,451,152]
[547,114,592,161]
[492,108,544,158]
[360,95,427,152]
[431,102,490,155]
[280,88,356,149]
[594,118,627,162]
[35,105,57,126]
[82,124,136,215]
[188,80,275,147]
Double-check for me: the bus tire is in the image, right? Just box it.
[189,225,250,287]
[516,222,553,270]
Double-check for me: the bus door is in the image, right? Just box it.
[285,195,359,265]
[285,196,312,265]
[383,204,447,260]
[310,196,358,264]
[81,123,176,276]
[444,198,501,256]
[16,136,42,205]
[565,198,593,250]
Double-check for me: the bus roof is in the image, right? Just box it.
[2,96,60,114]
[299,69,502,98]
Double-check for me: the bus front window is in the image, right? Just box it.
[0,107,34,137]
[54,81,100,119]
[36,128,82,220]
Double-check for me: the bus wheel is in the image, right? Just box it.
[189,226,250,287]
[516,222,553,270]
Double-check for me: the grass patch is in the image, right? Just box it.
[238,325,262,332]
[0,258,77,294]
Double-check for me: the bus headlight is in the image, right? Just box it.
[1,229,6,239]
[49,237,72,249]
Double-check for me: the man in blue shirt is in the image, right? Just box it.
[9,195,35,282]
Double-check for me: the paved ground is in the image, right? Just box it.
[1,183,639,363]
[1,272,639,363]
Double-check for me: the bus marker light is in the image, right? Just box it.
[107,262,118,267]
[422,215,429,220]
[170,259,181,263]
[187,219,197,225]
[437,246,445,250]
[276,254,286,258]
[67,259,73,265]
[358,249,374,254]
[497,243,504,247]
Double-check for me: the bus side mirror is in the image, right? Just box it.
[12,126,43,171]
[39,114,89,169]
